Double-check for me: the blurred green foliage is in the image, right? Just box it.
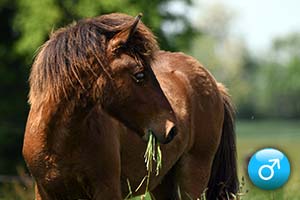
[189,4,300,119]
[14,0,196,57]
[195,33,300,119]
[256,33,300,118]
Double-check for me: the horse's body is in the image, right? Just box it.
[23,13,238,200]
[120,51,237,200]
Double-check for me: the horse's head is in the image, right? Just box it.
[29,13,176,144]
[99,14,177,144]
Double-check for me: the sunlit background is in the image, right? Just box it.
[0,0,299,199]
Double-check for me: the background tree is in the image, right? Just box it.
[256,33,300,118]
[14,0,196,57]
[0,0,29,174]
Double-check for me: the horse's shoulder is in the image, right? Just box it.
[154,50,221,102]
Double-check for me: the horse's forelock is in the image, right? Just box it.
[29,13,159,106]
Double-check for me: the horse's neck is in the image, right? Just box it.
[39,100,122,152]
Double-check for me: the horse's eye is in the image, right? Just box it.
[133,72,145,83]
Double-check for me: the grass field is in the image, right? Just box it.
[236,120,300,200]
[1,120,299,199]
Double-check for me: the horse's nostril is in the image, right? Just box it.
[164,126,177,144]
[169,126,177,138]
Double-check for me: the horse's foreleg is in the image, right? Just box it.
[176,154,212,200]
[87,161,123,200]
[88,150,123,199]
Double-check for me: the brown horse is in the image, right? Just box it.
[23,13,238,200]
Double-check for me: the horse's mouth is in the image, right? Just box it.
[142,127,177,144]
[142,130,152,142]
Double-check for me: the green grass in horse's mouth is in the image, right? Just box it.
[132,130,163,196]
[144,130,162,176]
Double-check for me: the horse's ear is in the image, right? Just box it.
[108,13,142,53]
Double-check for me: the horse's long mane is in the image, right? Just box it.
[29,13,158,106]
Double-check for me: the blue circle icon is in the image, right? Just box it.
[248,148,290,190]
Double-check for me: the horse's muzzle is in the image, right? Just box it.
[142,120,177,144]
[154,120,177,144]
[163,125,177,144]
